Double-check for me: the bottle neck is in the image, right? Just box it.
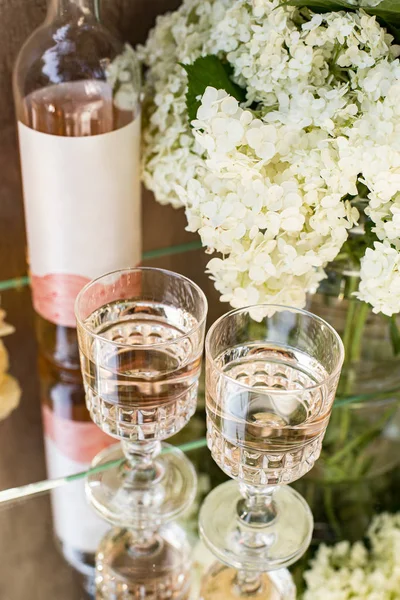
[46,0,99,20]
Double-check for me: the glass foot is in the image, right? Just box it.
[200,563,296,599]
[199,481,312,571]
[86,443,197,528]
[96,523,191,599]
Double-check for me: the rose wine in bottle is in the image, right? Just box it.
[13,0,141,368]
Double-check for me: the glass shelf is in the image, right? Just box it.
[0,247,399,598]
[0,240,203,292]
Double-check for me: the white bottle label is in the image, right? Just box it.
[18,116,141,327]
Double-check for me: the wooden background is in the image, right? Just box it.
[0,2,223,599]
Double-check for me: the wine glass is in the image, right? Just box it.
[75,267,208,529]
[199,305,344,585]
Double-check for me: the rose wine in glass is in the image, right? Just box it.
[207,342,331,486]
[81,298,202,440]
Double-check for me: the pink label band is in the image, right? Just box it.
[31,273,91,328]
[42,404,114,463]
[31,269,143,328]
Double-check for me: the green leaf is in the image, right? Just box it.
[282,0,400,37]
[386,22,400,43]
[282,0,354,10]
[181,55,246,123]
[371,0,400,28]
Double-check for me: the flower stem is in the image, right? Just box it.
[349,302,369,363]
[327,406,395,467]
[341,277,359,364]
[323,487,341,539]
[388,315,400,356]
[339,277,370,397]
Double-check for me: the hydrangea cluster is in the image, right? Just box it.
[139,0,400,315]
[304,512,400,599]
[106,45,140,112]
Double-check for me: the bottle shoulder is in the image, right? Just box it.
[13,19,141,128]
[14,19,126,93]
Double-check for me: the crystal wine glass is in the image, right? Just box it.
[75,267,208,529]
[199,305,344,580]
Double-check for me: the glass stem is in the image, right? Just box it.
[238,483,277,525]
[121,440,162,483]
[125,527,161,557]
[235,570,263,596]
[235,484,277,557]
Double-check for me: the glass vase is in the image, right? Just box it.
[302,259,400,541]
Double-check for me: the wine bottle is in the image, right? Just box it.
[13,0,141,368]
[39,353,114,592]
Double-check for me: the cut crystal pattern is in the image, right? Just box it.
[207,420,323,486]
[86,382,198,441]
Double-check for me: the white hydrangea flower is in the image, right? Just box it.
[106,44,140,111]
[304,513,400,599]
[356,241,400,316]
[140,0,400,315]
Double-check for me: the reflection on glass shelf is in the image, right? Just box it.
[96,523,193,599]
[0,438,208,507]
[0,241,203,292]
[38,355,115,593]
